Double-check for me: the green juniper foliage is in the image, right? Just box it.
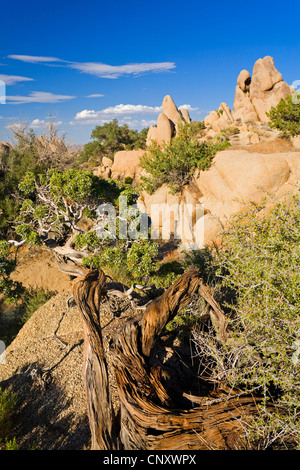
[140,122,230,194]
[0,240,23,302]
[267,92,300,137]
[80,119,149,165]
[0,387,16,444]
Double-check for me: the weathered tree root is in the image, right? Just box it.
[72,267,260,450]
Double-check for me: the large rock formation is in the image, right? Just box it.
[180,107,191,123]
[110,149,145,181]
[93,156,113,179]
[162,94,184,129]
[232,73,259,122]
[204,56,291,134]
[195,149,300,220]
[204,102,234,133]
[232,56,291,122]
[156,111,174,146]
[146,125,159,147]
[146,95,191,147]
[138,149,300,249]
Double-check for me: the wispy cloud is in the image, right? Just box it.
[29,118,46,128]
[0,74,34,85]
[69,62,176,79]
[8,54,176,79]
[6,91,76,104]
[86,94,104,98]
[71,104,162,125]
[8,55,67,64]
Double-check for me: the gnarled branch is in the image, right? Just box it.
[72,267,259,450]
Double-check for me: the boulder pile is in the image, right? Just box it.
[205,56,291,132]
[92,55,300,249]
[146,95,191,147]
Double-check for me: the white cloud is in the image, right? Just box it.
[8,55,66,64]
[100,104,162,115]
[141,119,157,127]
[178,104,199,111]
[6,91,76,104]
[8,54,176,79]
[0,74,34,85]
[30,118,46,128]
[72,104,162,125]
[70,61,176,79]
[29,119,62,129]
[30,118,63,129]
[86,94,104,98]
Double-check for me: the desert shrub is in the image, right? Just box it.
[80,119,149,164]
[140,133,229,194]
[126,239,159,279]
[16,170,128,247]
[152,260,184,289]
[4,437,20,450]
[0,387,16,443]
[21,287,56,324]
[165,311,202,337]
[0,121,71,238]
[191,194,300,448]
[176,120,205,140]
[0,240,24,302]
[81,239,159,284]
[267,92,300,137]
[0,287,56,346]
[221,126,240,138]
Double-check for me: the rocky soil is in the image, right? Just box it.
[0,274,150,450]
[0,290,89,449]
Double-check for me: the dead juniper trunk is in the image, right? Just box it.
[73,267,259,450]
[73,269,119,450]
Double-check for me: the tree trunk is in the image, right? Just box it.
[72,267,259,450]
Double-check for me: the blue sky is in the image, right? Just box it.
[0,0,300,145]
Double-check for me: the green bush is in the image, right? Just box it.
[267,92,300,137]
[82,239,159,284]
[0,122,71,238]
[126,239,159,279]
[0,240,24,302]
[0,387,16,443]
[4,437,20,450]
[81,119,149,164]
[21,287,56,324]
[0,287,56,346]
[140,130,229,194]
[190,194,300,448]
[152,260,184,289]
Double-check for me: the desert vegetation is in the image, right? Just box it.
[1,93,300,450]
[267,91,300,137]
[140,121,230,194]
[0,386,18,450]
[80,119,149,167]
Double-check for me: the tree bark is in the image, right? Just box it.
[73,267,259,450]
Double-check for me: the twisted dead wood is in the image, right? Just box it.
[73,267,259,450]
